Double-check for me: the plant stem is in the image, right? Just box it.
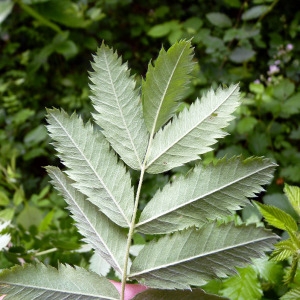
[120,167,146,300]
[120,131,155,300]
[34,248,58,257]
[15,0,62,33]
[256,0,280,25]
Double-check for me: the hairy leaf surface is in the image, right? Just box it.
[46,109,134,227]
[145,84,241,173]
[142,40,194,133]
[0,263,120,299]
[137,157,276,234]
[47,166,127,275]
[90,43,148,170]
[130,222,278,289]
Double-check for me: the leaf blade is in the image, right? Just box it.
[90,43,148,170]
[137,157,276,234]
[145,84,241,173]
[130,223,278,289]
[46,166,127,275]
[46,108,134,227]
[254,201,298,232]
[220,266,262,300]
[142,40,194,133]
[0,263,120,300]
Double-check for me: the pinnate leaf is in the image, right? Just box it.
[142,40,194,133]
[46,108,134,227]
[90,43,148,170]
[43,42,279,300]
[0,263,120,299]
[130,222,278,289]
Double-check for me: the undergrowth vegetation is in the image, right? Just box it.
[0,0,300,299]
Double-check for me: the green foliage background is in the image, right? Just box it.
[1,0,300,299]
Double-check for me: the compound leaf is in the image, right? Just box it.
[46,108,134,227]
